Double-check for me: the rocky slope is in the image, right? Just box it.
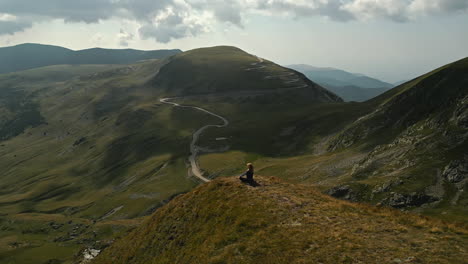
[191,57,468,221]
[93,176,468,264]
[323,57,468,218]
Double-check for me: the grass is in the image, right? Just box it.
[0,213,144,264]
[0,59,223,262]
[94,176,468,264]
[0,47,466,262]
[153,46,340,102]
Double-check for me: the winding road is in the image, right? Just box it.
[159,98,229,183]
[158,56,309,183]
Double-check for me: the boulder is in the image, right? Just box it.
[326,185,357,201]
[381,192,438,208]
[442,159,468,183]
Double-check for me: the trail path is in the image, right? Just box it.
[159,56,309,182]
[159,98,228,183]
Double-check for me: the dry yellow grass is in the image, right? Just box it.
[94,176,468,264]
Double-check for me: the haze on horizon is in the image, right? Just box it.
[0,0,467,83]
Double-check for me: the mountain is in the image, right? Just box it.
[0,46,342,263]
[0,43,182,74]
[154,46,342,103]
[324,85,390,102]
[288,64,394,101]
[288,64,393,89]
[0,45,466,263]
[94,176,468,264]
[321,57,468,216]
[174,57,468,221]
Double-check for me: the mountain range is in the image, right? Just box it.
[288,64,394,102]
[0,44,466,263]
[0,43,181,74]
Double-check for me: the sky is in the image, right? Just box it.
[0,0,467,83]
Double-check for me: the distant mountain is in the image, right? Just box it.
[325,85,391,102]
[0,43,182,74]
[288,64,394,101]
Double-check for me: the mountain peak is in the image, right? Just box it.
[152,46,343,103]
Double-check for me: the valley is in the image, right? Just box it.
[0,45,466,263]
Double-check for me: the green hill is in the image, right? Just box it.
[0,43,181,74]
[184,57,468,221]
[153,46,342,103]
[0,46,345,263]
[94,176,468,264]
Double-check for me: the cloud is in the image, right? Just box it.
[117,29,134,47]
[91,33,104,45]
[252,0,355,21]
[137,6,209,43]
[409,0,468,15]
[0,13,33,35]
[0,0,467,42]
[0,20,32,35]
[342,0,411,22]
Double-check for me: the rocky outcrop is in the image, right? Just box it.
[453,95,468,129]
[372,179,404,195]
[326,185,357,201]
[381,192,438,208]
[443,159,468,183]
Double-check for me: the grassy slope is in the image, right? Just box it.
[0,47,466,262]
[0,46,345,263]
[94,176,468,264]
[153,46,342,103]
[330,57,468,150]
[0,61,222,263]
[190,58,468,221]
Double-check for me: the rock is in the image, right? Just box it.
[326,185,357,201]
[73,137,87,146]
[381,192,438,208]
[442,159,468,183]
[372,179,404,194]
[81,248,101,264]
[454,96,468,128]
[48,221,63,230]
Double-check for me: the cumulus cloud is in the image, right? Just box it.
[117,29,134,47]
[91,33,104,45]
[0,0,467,42]
[409,0,468,15]
[0,13,33,34]
[0,20,32,35]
